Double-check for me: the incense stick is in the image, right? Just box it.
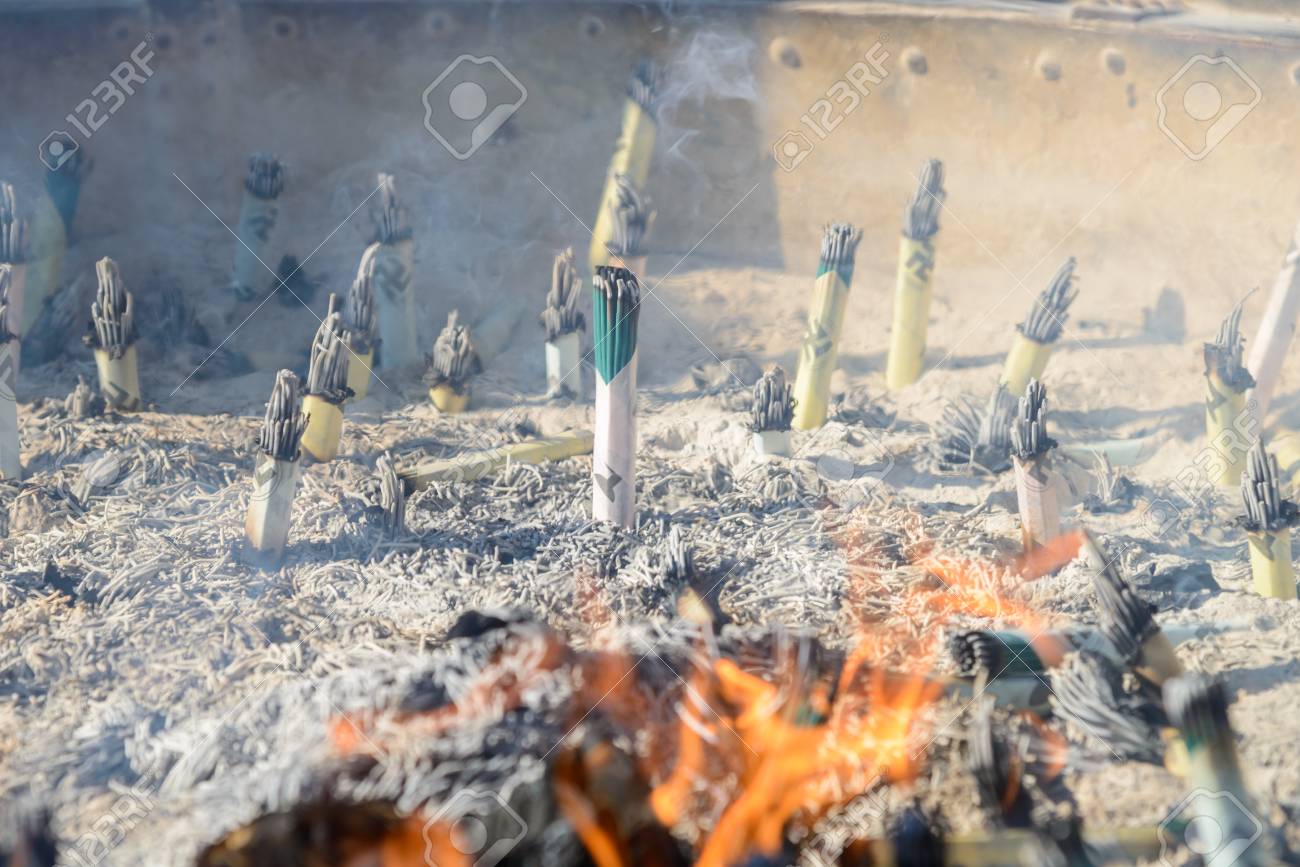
[244,369,307,560]
[230,153,284,301]
[1049,651,1166,763]
[1011,379,1061,550]
[542,247,585,398]
[1080,530,1184,687]
[933,383,1016,473]
[425,310,480,413]
[399,430,593,489]
[300,296,352,462]
[1238,440,1299,599]
[342,246,380,400]
[1247,223,1300,421]
[85,257,141,411]
[1205,291,1256,488]
[370,174,419,369]
[792,223,862,430]
[589,61,661,273]
[751,366,795,457]
[886,158,945,390]
[1001,258,1079,396]
[0,266,20,479]
[970,699,1034,828]
[377,451,405,535]
[605,172,654,275]
[592,266,640,527]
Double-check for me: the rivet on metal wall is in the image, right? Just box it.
[902,46,928,75]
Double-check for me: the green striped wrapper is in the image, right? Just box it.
[592,266,640,384]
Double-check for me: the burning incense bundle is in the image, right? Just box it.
[300,296,352,462]
[425,310,480,413]
[0,185,27,358]
[1164,675,1264,858]
[886,158,945,390]
[1247,227,1300,421]
[1238,440,1299,600]
[1050,651,1167,763]
[588,61,660,273]
[751,366,795,457]
[592,266,640,527]
[970,700,1034,828]
[1001,258,1079,396]
[86,258,140,411]
[541,247,585,398]
[1011,379,1060,550]
[1081,531,1184,688]
[1205,293,1256,487]
[949,629,1060,679]
[244,370,307,560]
[605,173,654,275]
[0,266,19,479]
[399,430,594,489]
[230,153,284,301]
[342,246,379,399]
[792,223,862,430]
[370,173,418,369]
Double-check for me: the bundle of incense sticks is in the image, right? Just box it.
[886,158,945,390]
[400,430,593,489]
[1205,293,1256,488]
[370,173,418,369]
[0,184,27,357]
[1081,531,1185,688]
[1050,651,1168,764]
[342,246,380,400]
[299,296,352,462]
[792,223,862,430]
[750,365,795,456]
[45,144,84,233]
[1268,428,1300,494]
[591,266,640,527]
[1238,440,1299,599]
[1247,222,1300,421]
[950,623,1218,680]
[605,172,654,275]
[244,369,307,561]
[376,451,404,535]
[1011,379,1060,550]
[28,170,73,335]
[1164,675,1269,862]
[85,258,141,411]
[1001,257,1079,396]
[589,61,660,273]
[230,153,284,301]
[970,699,1034,829]
[541,247,585,398]
[934,383,1016,473]
[0,266,20,479]
[424,310,480,413]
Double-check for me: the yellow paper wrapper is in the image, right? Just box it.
[400,430,594,490]
[885,236,936,390]
[792,270,851,431]
[1246,528,1298,600]
[300,395,343,462]
[588,100,656,273]
[429,383,470,414]
[1000,332,1051,397]
[1204,370,1247,488]
[345,347,374,400]
[93,345,141,411]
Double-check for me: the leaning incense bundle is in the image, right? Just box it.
[1247,224,1300,421]
[1205,293,1257,488]
[424,310,480,413]
[0,185,27,359]
[541,247,585,398]
[750,366,795,456]
[1164,675,1265,859]
[1081,531,1184,687]
[85,258,140,411]
[1000,258,1079,396]
[951,624,1218,680]
[230,153,284,301]
[370,174,418,369]
[1049,651,1167,764]
[885,158,945,390]
[399,429,593,489]
[244,370,307,560]
[592,266,640,527]
[933,383,1016,473]
[588,61,660,273]
[299,296,352,462]
[792,223,861,430]
[1238,440,1299,600]
[0,266,20,479]
[342,246,380,399]
[604,172,654,275]
[1011,379,1060,550]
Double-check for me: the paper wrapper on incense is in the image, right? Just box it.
[244,453,300,558]
[594,355,637,527]
[429,382,470,414]
[370,240,419,369]
[589,100,656,272]
[1204,369,1248,488]
[300,395,343,463]
[23,194,65,335]
[230,193,279,300]
[545,331,582,399]
[1001,333,1051,398]
[792,268,851,430]
[752,429,792,457]
[345,347,374,401]
[885,236,936,390]
[1246,528,1298,600]
[93,345,141,411]
[401,430,594,490]
[0,340,18,479]
[1013,453,1060,550]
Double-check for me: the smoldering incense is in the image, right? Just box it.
[1049,651,1164,763]
[1012,379,1060,549]
[245,153,285,200]
[306,297,351,401]
[969,699,1033,828]
[257,369,307,462]
[90,258,136,357]
[628,59,661,118]
[231,153,285,300]
[428,310,480,391]
[904,158,945,242]
[372,173,412,245]
[587,60,660,272]
[1011,380,1054,459]
[663,525,694,584]
[1239,439,1299,599]
[1020,258,1079,344]
[1205,291,1257,487]
[937,383,1017,473]
[342,248,380,400]
[592,266,641,527]
[606,173,653,261]
[0,183,25,264]
[887,159,945,390]
[791,223,861,430]
[751,366,795,433]
[246,370,307,559]
[541,247,585,343]
[948,630,1045,679]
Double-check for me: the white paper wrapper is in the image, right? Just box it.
[752,429,792,457]
[594,354,637,527]
[372,239,418,368]
[546,331,582,398]
[0,340,18,479]
[244,453,300,557]
[1013,453,1060,549]
[230,192,279,299]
